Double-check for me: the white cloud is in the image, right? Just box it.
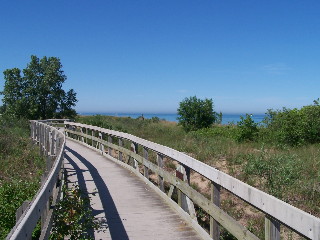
[177,89,188,93]
[262,63,291,75]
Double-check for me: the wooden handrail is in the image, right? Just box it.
[6,119,67,240]
[65,122,320,240]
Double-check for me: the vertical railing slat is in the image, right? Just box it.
[210,181,221,239]
[265,215,280,240]
[130,142,138,170]
[119,138,123,162]
[108,136,113,157]
[157,154,164,192]
[143,147,149,179]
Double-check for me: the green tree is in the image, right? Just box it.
[177,96,218,132]
[236,114,259,142]
[1,55,77,119]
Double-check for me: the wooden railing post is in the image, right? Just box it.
[39,125,44,156]
[99,132,104,154]
[118,138,123,162]
[130,142,138,170]
[40,175,50,233]
[177,165,183,209]
[43,125,47,149]
[80,128,84,143]
[176,164,197,220]
[108,136,113,157]
[37,122,40,142]
[157,154,164,192]
[77,127,81,141]
[176,166,188,208]
[56,136,61,154]
[143,147,149,179]
[30,122,34,140]
[45,127,50,155]
[39,123,42,144]
[210,181,221,239]
[91,129,94,147]
[16,200,30,223]
[265,215,280,240]
[50,130,56,155]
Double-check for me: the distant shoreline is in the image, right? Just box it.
[79,113,266,124]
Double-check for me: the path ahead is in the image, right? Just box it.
[65,139,203,240]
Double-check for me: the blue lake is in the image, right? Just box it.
[80,112,266,125]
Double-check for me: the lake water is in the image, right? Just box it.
[80,112,265,125]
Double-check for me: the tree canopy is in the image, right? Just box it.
[177,96,219,132]
[1,55,77,119]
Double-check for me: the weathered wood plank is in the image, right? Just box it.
[143,147,149,179]
[168,185,175,198]
[66,139,204,240]
[118,138,123,162]
[210,181,221,240]
[108,135,112,156]
[157,154,165,192]
[265,215,280,240]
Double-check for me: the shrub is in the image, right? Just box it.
[236,114,259,142]
[50,184,102,239]
[264,101,320,146]
[244,152,301,198]
[177,96,218,132]
[151,116,160,123]
[0,180,40,239]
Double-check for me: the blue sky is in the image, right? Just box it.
[1,1,320,114]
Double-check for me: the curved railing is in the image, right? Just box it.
[65,122,320,240]
[6,120,66,240]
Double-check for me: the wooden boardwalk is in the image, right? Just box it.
[65,139,203,240]
[8,121,320,240]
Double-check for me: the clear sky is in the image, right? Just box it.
[1,1,319,114]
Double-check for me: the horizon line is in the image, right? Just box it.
[77,111,267,115]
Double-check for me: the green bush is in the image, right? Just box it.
[0,180,40,239]
[244,152,301,198]
[177,96,219,132]
[236,114,259,142]
[51,184,102,239]
[151,116,160,123]
[264,102,320,146]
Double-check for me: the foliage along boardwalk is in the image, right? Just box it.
[65,139,203,240]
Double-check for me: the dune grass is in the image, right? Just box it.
[0,116,44,239]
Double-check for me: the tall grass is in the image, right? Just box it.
[0,116,44,238]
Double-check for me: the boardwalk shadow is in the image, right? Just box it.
[65,154,96,237]
[65,147,130,240]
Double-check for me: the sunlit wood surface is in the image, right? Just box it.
[65,140,203,240]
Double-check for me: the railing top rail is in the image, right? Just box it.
[8,121,66,240]
[35,119,71,123]
[66,122,320,239]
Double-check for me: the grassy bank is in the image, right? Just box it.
[77,114,320,237]
[0,116,44,239]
